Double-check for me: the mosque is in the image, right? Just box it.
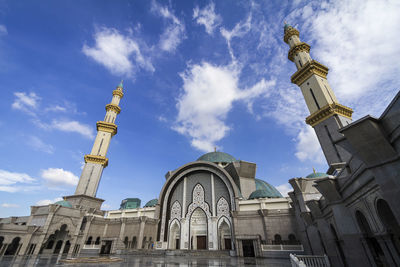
[1,24,400,267]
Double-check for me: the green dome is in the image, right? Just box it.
[54,200,73,208]
[306,172,329,178]
[197,152,236,163]
[252,179,283,198]
[284,23,291,32]
[144,199,158,207]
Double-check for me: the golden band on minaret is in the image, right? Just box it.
[105,103,121,114]
[284,27,299,44]
[291,60,329,86]
[113,89,124,98]
[96,121,118,136]
[288,42,310,62]
[84,154,109,167]
[306,103,353,127]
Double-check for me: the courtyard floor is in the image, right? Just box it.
[0,254,291,267]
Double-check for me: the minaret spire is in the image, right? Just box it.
[284,23,353,167]
[74,81,124,197]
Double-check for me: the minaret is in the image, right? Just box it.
[74,81,124,197]
[284,23,353,167]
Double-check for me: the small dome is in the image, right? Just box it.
[306,172,329,179]
[249,189,280,200]
[144,199,158,207]
[255,179,283,197]
[197,152,236,163]
[54,200,73,208]
[284,23,292,32]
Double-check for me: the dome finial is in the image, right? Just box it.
[117,80,124,89]
[313,167,316,174]
[214,146,217,152]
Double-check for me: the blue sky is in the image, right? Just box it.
[1,0,399,217]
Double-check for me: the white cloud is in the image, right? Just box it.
[12,92,40,115]
[36,197,63,206]
[41,168,79,187]
[0,169,36,193]
[295,127,325,164]
[151,1,185,52]
[45,105,67,112]
[1,203,20,208]
[310,0,400,102]
[158,115,168,122]
[27,136,54,154]
[220,14,252,60]
[0,25,7,36]
[193,2,222,35]
[83,27,154,77]
[276,183,293,197]
[285,0,400,115]
[174,62,275,152]
[51,120,94,139]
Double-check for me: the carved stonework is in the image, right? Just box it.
[217,197,229,218]
[170,201,182,220]
[186,184,211,219]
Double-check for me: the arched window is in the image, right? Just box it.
[86,236,92,245]
[132,236,137,249]
[5,237,21,255]
[54,240,63,254]
[124,236,129,248]
[274,234,282,245]
[355,211,387,266]
[376,199,400,255]
[142,236,146,249]
[95,237,101,245]
[288,234,298,245]
[46,240,54,249]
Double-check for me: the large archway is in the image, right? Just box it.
[157,161,240,245]
[190,208,208,250]
[5,237,21,256]
[377,199,400,255]
[218,218,231,250]
[168,220,181,249]
[355,210,387,266]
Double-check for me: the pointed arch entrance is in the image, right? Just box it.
[190,208,208,250]
[218,217,232,250]
[168,220,181,249]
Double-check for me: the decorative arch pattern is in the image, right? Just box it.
[186,184,211,219]
[170,201,182,220]
[217,197,229,218]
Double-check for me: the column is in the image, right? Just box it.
[137,217,147,249]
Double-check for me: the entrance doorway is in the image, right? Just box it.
[242,240,255,257]
[100,241,112,254]
[168,220,181,249]
[190,208,208,250]
[224,238,232,250]
[197,236,207,250]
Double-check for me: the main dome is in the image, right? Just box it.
[197,152,236,163]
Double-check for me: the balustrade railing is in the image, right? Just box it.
[261,244,303,251]
[290,254,330,267]
[83,244,101,249]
